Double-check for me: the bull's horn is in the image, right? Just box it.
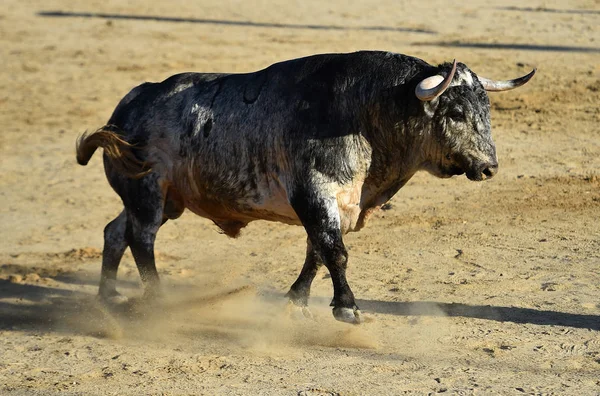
[415,59,457,101]
[478,68,536,92]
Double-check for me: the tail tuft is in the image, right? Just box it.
[75,126,152,179]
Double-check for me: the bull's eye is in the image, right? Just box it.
[445,153,452,160]
[447,108,465,122]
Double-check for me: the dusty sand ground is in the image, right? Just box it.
[1,0,599,394]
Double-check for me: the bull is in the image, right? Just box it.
[76,51,535,324]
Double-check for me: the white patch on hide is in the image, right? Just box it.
[166,82,194,98]
[453,70,474,87]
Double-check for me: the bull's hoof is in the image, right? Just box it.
[97,292,129,306]
[332,306,362,324]
[286,300,315,321]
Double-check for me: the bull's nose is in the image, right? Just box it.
[482,163,498,179]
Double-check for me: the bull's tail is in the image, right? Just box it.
[76,126,152,179]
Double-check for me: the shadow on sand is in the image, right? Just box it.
[37,11,436,34]
[1,280,598,335]
[357,299,600,331]
[0,280,88,329]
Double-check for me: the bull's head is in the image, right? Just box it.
[416,60,535,181]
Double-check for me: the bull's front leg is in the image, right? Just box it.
[290,191,362,324]
[285,239,322,318]
[286,239,322,306]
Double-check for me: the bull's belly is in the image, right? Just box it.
[183,192,376,236]
[170,170,379,236]
[177,183,301,237]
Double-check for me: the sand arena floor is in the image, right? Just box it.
[1,0,599,394]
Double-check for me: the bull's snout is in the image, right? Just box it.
[467,160,498,181]
[482,162,498,179]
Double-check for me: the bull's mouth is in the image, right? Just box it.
[432,158,497,180]
[466,169,484,181]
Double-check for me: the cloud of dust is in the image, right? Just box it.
[50,278,380,354]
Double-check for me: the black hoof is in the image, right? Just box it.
[332,306,362,324]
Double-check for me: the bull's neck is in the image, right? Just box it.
[361,99,432,188]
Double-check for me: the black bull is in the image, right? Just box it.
[76,51,534,324]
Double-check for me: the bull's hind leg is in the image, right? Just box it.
[286,239,323,307]
[98,210,129,303]
[122,175,166,299]
[291,189,361,324]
